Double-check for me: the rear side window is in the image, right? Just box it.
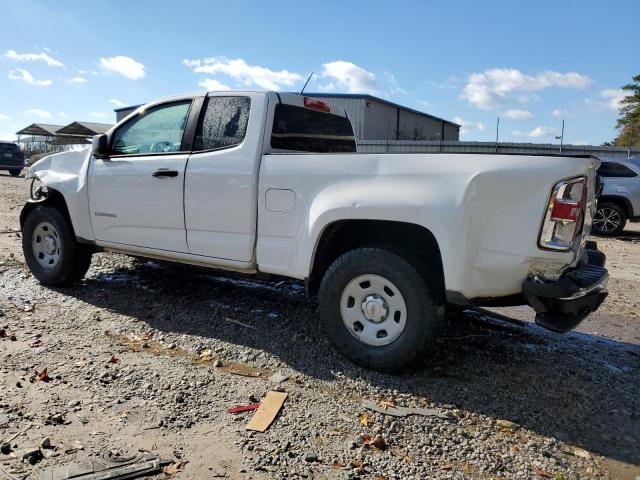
[0,143,20,153]
[271,104,356,153]
[194,96,250,151]
[597,162,638,178]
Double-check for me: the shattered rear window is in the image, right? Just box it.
[194,96,251,151]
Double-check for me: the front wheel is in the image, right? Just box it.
[9,168,22,177]
[319,248,444,372]
[592,202,627,236]
[22,205,92,286]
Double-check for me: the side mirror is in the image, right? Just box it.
[92,134,110,159]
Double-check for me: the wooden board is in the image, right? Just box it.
[245,391,288,432]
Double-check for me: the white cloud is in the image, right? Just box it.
[183,57,301,90]
[8,69,52,86]
[109,98,126,107]
[513,126,559,138]
[453,116,486,135]
[383,72,406,95]
[68,76,87,84]
[416,99,431,108]
[99,56,146,80]
[571,139,588,145]
[592,89,625,111]
[24,108,52,119]
[90,112,110,119]
[552,108,574,118]
[0,114,11,121]
[502,109,532,119]
[59,112,68,118]
[428,76,460,90]
[5,49,63,67]
[319,61,377,94]
[198,78,231,91]
[460,68,591,109]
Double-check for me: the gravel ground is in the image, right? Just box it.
[1,171,639,480]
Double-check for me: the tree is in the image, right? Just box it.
[613,73,640,147]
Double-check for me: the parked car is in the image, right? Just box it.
[20,91,608,371]
[592,157,640,236]
[0,141,25,177]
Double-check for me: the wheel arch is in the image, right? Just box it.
[307,219,445,301]
[597,195,633,218]
[20,189,75,236]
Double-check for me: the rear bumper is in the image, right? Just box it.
[523,246,608,333]
[0,163,24,169]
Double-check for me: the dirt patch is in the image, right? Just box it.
[1,172,639,479]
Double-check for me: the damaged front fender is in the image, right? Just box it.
[21,148,95,242]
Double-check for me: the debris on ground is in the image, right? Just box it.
[162,460,187,475]
[362,399,453,419]
[219,362,271,378]
[226,403,260,414]
[38,452,170,480]
[224,317,257,330]
[267,371,289,384]
[245,391,288,432]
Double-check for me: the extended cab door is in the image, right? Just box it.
[183,92,266,262]
[89,99,198,253]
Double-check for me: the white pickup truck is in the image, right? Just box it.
[21,91,609,371]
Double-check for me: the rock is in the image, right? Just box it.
[213,359,223,368]
[20,446,41,460]
[496,419,519,432]
[0,443,11,455]
[268,372,289,384]
[211,469,227,477]
[304,450,319,462]
[68,399,81,408]
[40,437,51,449]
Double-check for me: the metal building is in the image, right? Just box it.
[113,94,460,142]
[15,121,113,156]
[304,93,460,141]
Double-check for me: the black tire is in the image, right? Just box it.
[9,168,22,177]
[319,248,444,372]
[22,205,92,286]
[592,202,627,236]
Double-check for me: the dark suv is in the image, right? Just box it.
[593,157,640,236]
[0,141,25,177]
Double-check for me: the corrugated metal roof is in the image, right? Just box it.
[56,121,113,136]
[304,93,460,128]
[16,123,65,136]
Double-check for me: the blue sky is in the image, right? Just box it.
[1,0,638,144]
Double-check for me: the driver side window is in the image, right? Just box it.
[111,101,192,155]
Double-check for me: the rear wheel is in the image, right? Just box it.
[9,168,21,177]
[22,205,92,286]
[319,248,444,372]
[592,202,626,236]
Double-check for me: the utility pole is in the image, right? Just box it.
[560,119,565,154]
[556,120,565,154]
[495,117,500,152]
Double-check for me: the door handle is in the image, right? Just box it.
[152,169,179,178]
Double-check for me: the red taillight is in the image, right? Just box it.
[303,97,330,112]
[539,177,587,251]
[551,200,582,222]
